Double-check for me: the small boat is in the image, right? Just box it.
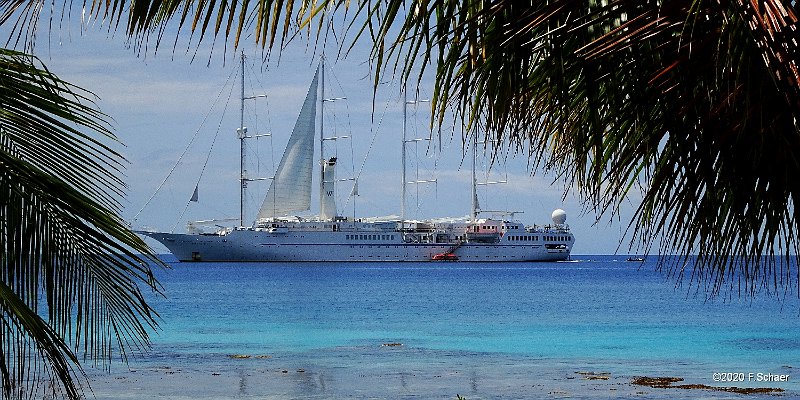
[139,54,577,263]
[626,257,645,262]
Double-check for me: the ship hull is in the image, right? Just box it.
[142,229,572,262]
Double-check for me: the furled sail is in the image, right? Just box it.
[256,70,319,220]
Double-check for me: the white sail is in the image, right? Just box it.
[256,70,319,220]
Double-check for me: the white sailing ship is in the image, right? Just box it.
[140,56,575,262]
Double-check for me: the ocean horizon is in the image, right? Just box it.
[87,255,800,399]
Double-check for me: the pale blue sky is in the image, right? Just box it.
[31,24,640,255]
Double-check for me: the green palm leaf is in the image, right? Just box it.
[0,49,161,399]
[114,0,797,295]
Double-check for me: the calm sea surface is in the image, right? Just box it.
[90,255,800,399]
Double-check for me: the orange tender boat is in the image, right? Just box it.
[432,253,459,261]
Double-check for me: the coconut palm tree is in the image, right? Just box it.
[123,0,800,296]
[0,0,797,398]
[0,49,161,399]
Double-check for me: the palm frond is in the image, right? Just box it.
[0,49,161,399]
[355,0,800,296]
[82,0,798,296]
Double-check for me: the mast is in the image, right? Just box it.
[319,58,325,219]
[238,51,247,227]
[401,89,407,222]
[401,91,433,223]
[471,133,478,221]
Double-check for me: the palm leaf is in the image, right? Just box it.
[0,49,161,399]
[133,0,796,296]
[228,0,797,297]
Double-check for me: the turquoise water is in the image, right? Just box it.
[92,256,800,398]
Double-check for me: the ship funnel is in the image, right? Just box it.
[320,157,338,220]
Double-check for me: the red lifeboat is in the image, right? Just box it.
[432,253,459,261]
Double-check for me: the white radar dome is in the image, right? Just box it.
[551,209,567,225]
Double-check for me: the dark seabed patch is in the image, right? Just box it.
[632,376,785,395]
[731,337,800,351]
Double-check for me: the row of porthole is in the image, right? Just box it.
[543,235,571,242]
[508,235,539,241]
[345,234,396,241]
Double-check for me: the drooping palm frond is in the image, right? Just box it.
[26,0,789,296]
[355,0,800,296]
[113,0,800,296]
[5,0,795,296]
[0,49,161,399]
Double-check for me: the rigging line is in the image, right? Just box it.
[132,65,239,223]
[171,75,238,232]
[245,58,275,176]
[323,63,355,205]
[325,63,354,144]
[340,85,394,211]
